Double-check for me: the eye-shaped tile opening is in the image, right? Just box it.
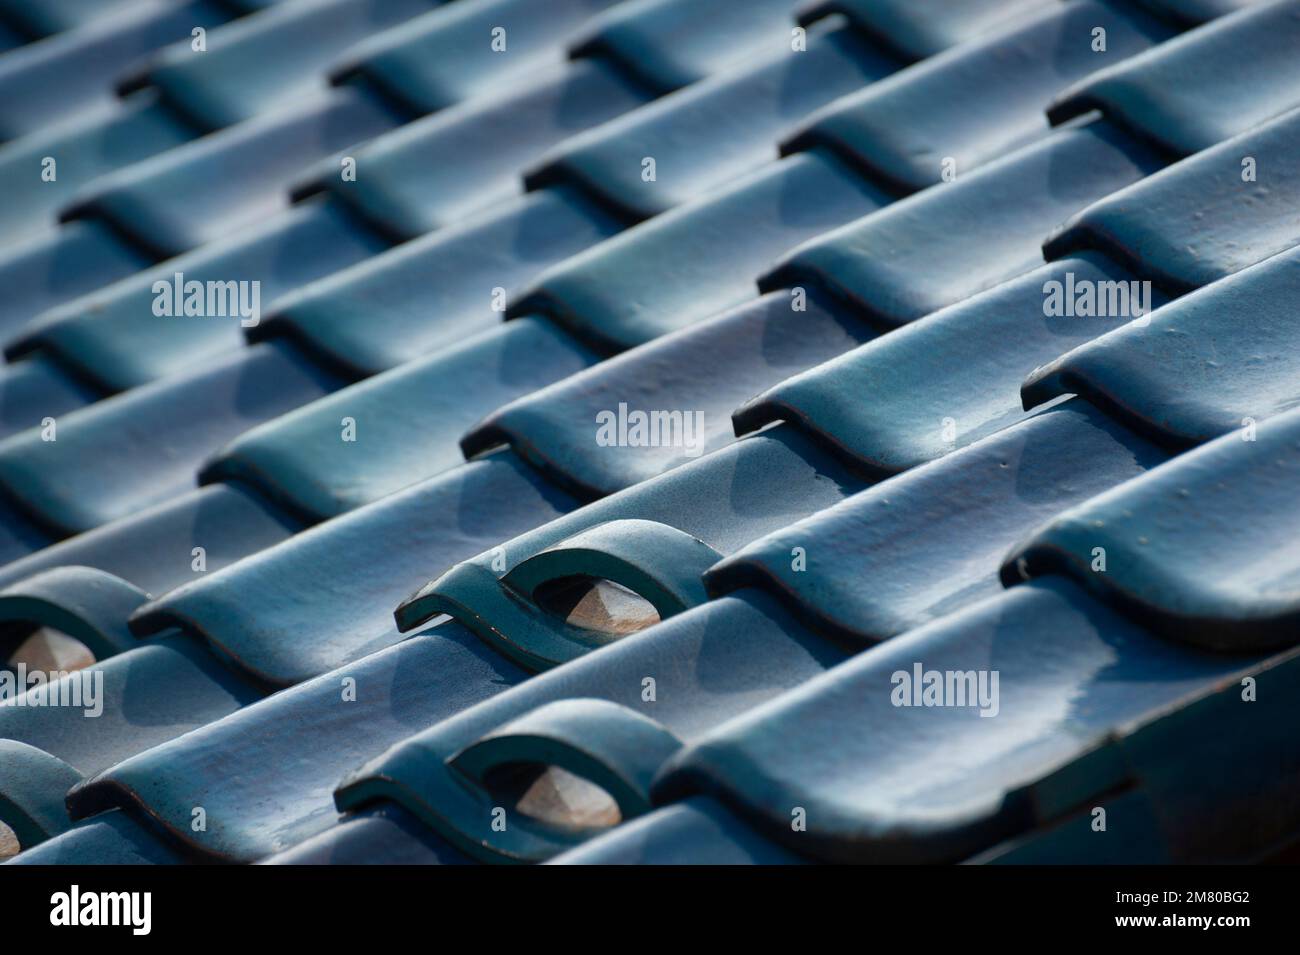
[485,762,623,833]
[533,575,662,637]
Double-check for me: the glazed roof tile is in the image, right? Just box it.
[0,0,1296,867]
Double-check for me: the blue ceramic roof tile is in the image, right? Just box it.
[10,196,387,391]
[1023,245,1300,446]
[307,57,651,240]
[134,0,436,130]
[0,740,86,846]
[653,577,1282,863]
[570,0,802,93]
[1044,106,1300,291]
[511,150,892,352]
[0,0,229,142]
[765,121,1165,327]
[258,188,623,377]
[0,484,300,602]
[528,19,902,219]
[980,651,1300,864]
[2,810,185,865]
[1087,644,1300,863]
[705,403,1168,643]
[205,319,598,519]
[260,803,473,865]
[785,2,1173,193]
[735,255,1169,472]
[0,634,261,780]
[130,454,578,685]
[1049,0,1300,156]
[332,0,624,116]
[968,788,1173,863]
[335,591,848,862]
[0,0,1296,868]
[0,222,152,341]
[396,428,869,670]
[0,92,194,250]
[0,354,98,442]
[1005,403,1300,651]
[0,566,151,658]
[0,485,297,663]
[67,626,528,862]
[549,796,808,864]
[0,341,340,535]
[465,289,878,497]
[63,87,400,260]
[796,0,1051,59]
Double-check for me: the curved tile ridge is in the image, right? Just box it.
[0,0,230,142]
[796,0,1050,60]
[509,150,891,353]
[527,18,901,220]
[9,196,386,393]
[1003,402,1300,651]
[1023,244,1300,447]
[3,810,186,865]
[258,804,473,866]
[0,221,150,343]
[0,566,148,659]
[256,188,623,378]
[736,254,1167,473]
[395,428,870,671]
[0,633,262,781]
[129,453,579,687]
[785,0,1172,193]
[125,0,433,131]
[1049,0,1300,157]
[0,484,301,611]
[0,341,339,536]
[330,0,623,116]
[305,57,649,241]
[568,0,802,94]
[464,289,877,499]
[0,485,292,680]
[652,577,1288,863]
[65,627,528,863]
[0,91,195,253]
[335,591,848,863]
[204,318,598,521]
[0,741,82,851]
[763,120,1164,328]
[59,87,398,261]
[1044,106,1300,292]
[706,402,1169,643]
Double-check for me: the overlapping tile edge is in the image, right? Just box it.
[0,0,1295,865]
